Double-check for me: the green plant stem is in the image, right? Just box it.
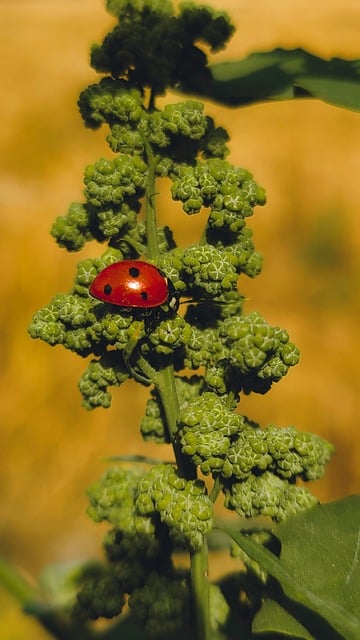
[190,542,211,640]
[155,366,211,640]
[142,129,210,640]
[209,475,222,503]
[143,137,160,261]
[156,363,196,479]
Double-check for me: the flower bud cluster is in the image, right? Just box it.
[222,424,334,481]
[171,158,266,217]
[50,202,92,252]
[79,354,129,410]
[28,285,134,356]
[87,466,169,569]
[129,571,191,637]
[146,315,187,355]
[136,464,213,551]
[87,466,151,532]
[140,390,168,444]
[164,309,300,396]
[78,78,143,130]
[178,391,333,487]
[76,572,125,620]
[52,99,235,253]
[76,465,181,622]
[223,471,319,522]
[102,529,165,595]
[84,155,147,209]
[178,393,244,475]
[88,1,234,97]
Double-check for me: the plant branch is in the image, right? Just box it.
[143,137,160,262]
[190,542,211,640]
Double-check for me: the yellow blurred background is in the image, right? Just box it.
[1,0,359,637]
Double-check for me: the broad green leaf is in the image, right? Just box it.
[252,598,315,640]
[222,495,360,640]
[183,48,360,112]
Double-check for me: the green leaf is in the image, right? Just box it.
[184,49,360,112]
[222,495,360,640]
[0,556,38,605]
[252,599,315,640]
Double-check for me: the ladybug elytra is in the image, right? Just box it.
[89,260,179,313]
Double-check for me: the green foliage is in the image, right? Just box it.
[195,48,360,112]
[228,496,360,640]
[23,1,350,639]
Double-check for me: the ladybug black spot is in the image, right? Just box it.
[104,284,112,295]
[140,291,148,300]
[129,267,140,278]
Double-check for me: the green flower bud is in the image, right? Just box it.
[161,101,208,139]
[224,428,272,480]
[157,249,188,294]
[147,315,186,355]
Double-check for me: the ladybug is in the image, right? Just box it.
[89,260,179,313]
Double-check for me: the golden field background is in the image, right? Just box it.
[1,1,359,637]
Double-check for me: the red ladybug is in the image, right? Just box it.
[89,260,179,312]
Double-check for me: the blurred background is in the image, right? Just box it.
[1,0,359,637]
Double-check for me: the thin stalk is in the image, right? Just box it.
[190,542,211,640]
[198,225,208,246]
[209,474,222,503]
[143,137,160,261]
[156,363,196,479]
[156,366,210,640]
[142,131,210,640]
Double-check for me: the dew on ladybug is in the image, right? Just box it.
[89,260,179,313]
